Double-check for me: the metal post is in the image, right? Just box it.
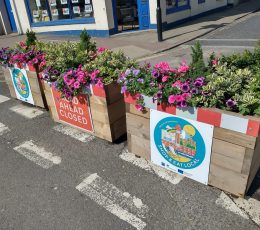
[156,0,163,42]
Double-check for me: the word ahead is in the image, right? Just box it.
[52,88,93,132]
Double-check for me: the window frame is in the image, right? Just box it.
[24,0,95,27]
[166,0,191,15]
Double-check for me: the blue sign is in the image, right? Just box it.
[151,110,213,185]
[154,116,206,169]
[12,68,30,98]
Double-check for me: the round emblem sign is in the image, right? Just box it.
[154,116,206,169]
[12,68,30,98]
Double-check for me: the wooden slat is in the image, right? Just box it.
[105,83,123,105]
[107,99,126,124]
[31,91,45,108]
[208,163,248,197]
[92,119,112,142]
[214,127,256,149]
[111,116,126,141]
[128,133,151,161]
[126,112,150,140]
[125,103,150,119]
[241,148,254,175]
[211,139,246,173]
[7,84,16,98]
[246,137,260,191]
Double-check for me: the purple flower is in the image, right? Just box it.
[180,100,187,108]
[133,69,140,76]
[156,90,162,98]
[226,99,236,108]
[194,80,203,88]
[137,78,144,83]
[181,83,190,93]
[152,69,159,78]
[121,85,127,93]
[125,69,131,76]
[191,88,199,94]
[52,69,59,75]
[150,82,155,87]
[202,91,211,96]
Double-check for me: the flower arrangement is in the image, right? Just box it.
[118,61,207,111]
[0,47,13,66]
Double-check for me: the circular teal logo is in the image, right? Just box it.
[12,68,30,99]
[154,117,205,169]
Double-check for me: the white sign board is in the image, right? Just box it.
[150,109,213,185]
[10,68,34,105]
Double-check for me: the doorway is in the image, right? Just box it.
[114,0,150,33]
[4,0,17,32]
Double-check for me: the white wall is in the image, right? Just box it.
[11,0,113,34]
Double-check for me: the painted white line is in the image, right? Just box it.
[76,173,148,230]
[9,104,44,118]
[0,95,10,104]
[14,140,61,169]
[233,197,260,225]
[53,124,94,142]
[120,149,183,185]
[0,122,9,135]
[199,45,255,49]
[215,192,249,219]
[197,38,259,41]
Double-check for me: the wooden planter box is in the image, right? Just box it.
[125,94,260,197]
[2,65,47,109]
[43,82,126,142]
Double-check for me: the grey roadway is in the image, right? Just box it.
[1,8,260,230]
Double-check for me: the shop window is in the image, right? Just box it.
[166,0,190,14]
[27,0,94,23]
[198,0,205,3]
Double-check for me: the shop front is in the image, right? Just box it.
[10,0,227,37]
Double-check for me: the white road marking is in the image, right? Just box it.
[0,95,10,104]
[233,197,260,225]
[120,149,183,185]
[14,140,61,169]
[215,192,249,219]
[197,38,259,41]
[76,173,148,230]
[0,122,9,135]
[53,124,94,142]
[10,104,44,118]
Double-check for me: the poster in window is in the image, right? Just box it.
[85,0,90,4]
[35,0,41,7]
[73,6,80,14]
[61,0,68,4]
[50,0,57,6]
[33,10,39,18]
[85,5,93,13]
[42,10,48,17]
[52,9,59,16]
[71,0,79,3]
[62,8,70,15]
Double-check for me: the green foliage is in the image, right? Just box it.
[84,49,136,84]
[190,41,206,77]
[76,29,97,64]
[26,29,37,47]
[193,64,260,115]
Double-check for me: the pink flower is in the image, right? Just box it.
[73,81,80,89]
[168,95,176,104]
[182,93,191,99]
[135,104,144,111]
[91,70,100,80]
[172,80,182,88]
[162,76,169,82]
[154,62,171,71]
[175,95,184,102]
[97,47,107,53]
[96,79,104,88]
[177,61,189,73]
[212,59,218,66]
